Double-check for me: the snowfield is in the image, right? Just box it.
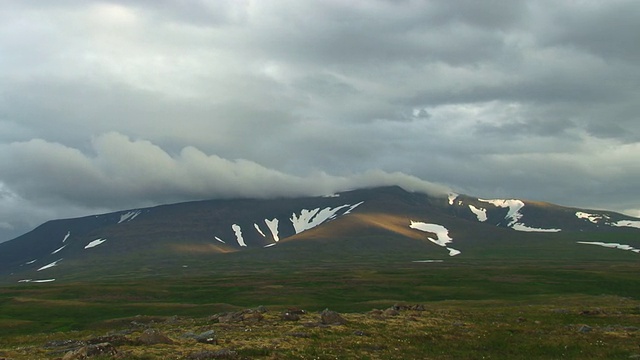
[575,211,640,229]
[468,205,487,222]
[37,259,62,271]
[479,198,561,232]
[265,218,280,242]
[118,210,141,224]
[84,238,107,249]
[409,221,461,256]
[290,202,363,234]
[51,245,67,255]
[62,231,71,242]
[577,241,640,253]
[612,220,640,229]
[232,224,247,247]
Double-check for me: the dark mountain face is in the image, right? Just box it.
[1,186,639,284]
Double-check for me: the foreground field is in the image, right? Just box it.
[1,260,640,359]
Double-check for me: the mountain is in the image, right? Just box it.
[1,186,639,284]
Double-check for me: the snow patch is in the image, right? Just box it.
[51,245,67,254]
[577,241,640,253]
[468,205,487,222]
[24,259,37,265]
[410,221,460,257]
[412,260,444,263]
[232,224,247,247]
[290,204,350,234]
[264,243,276,248]
[118,210,141,223]
[612,220,640,229]
[18,279,56,283]
[84,238,106,249]
[37,259,62,271]
[575,211,610,224]
[62,231,71,242]
[448,193,458,205]
[323,193,340,198]
[214,236,225,244]
[254,223,266,237]
[344,201,364,215]
[265,218,280,242]
[409,221,453,246]
[479,198,560,232]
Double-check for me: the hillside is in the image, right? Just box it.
[1,186,639,284]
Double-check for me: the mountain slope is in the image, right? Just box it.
[1,186,639,284]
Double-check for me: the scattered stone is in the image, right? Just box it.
[287,307,306,314]
[255,305,268,313]
[281,311,301,321]
[165,315,180,324]
[517,317,527,323]
[193,330,217,344]
[216,312,245,324]
[243,311,264,324]
[185,349,238,359]
[288,332,310,338]
[43,339,85,349]
[577,325,593,333]
[320,309,347,325]
[392,304,426,311]
[62,342,118,360]
[353,330,369,336]
[580,309,604,316]
[383,308,400,317]
[86,334,131,346]
[136,329,174,345]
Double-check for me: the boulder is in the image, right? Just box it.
[320,309,347,325]
[136,329,174,345]
[62,342,118,360]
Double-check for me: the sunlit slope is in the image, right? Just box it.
[1,186,638,283]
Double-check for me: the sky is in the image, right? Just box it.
[1,0,639,242]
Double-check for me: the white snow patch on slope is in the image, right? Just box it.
[290,204,353,234]
[62,231,71,242]
[412,260,444,263]
[118,210,141,223]
[323,193,340,198]
[575,211,608,223]
[468,205,487,222]
[265,218,280,242]
[344,201,364,215]
[577,241,640,253]
[214,236,226,244]
[84,238,106,249]
[51,245,67,255]
[254,223,266,237]
[264,243,277,248]
[479,198,560,232]
[19,279,56,283]
[448,193,458,205]
[24,259,37,265]
[409,221,461,257]
[410,221,453,246]
[37,259,62,271]
[612,220,640,229]
[232,224,247,247]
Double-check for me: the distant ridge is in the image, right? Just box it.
[1,186,638,284]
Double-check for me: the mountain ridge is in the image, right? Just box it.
[1,186,639,284]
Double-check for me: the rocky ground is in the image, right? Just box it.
[2,301,640,359]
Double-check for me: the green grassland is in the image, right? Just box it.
[1,230,640,359]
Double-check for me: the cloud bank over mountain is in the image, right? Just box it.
[1,0,639,240]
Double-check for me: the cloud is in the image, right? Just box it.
[0,132,449,210]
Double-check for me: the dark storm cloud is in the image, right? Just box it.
[0,0,639,240]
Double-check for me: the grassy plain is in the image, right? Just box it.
[1,254,640,359]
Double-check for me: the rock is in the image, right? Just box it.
[62,342,118,360]
[281,311,301,321]
[353,330,369,336]
[217,312,244,324]
[136,329,174,345]
[185,349,238,359]
[580,308,604,316]
[255,305,268,313]
[287,307,306,315]
[320,309,347,325]
[383,308,400,317]
[243,311,264,324]
[287,332,310,338]
[86,335,131,346]
[578,325,593,333]
[193,330,217,344]
[43,339,86,349]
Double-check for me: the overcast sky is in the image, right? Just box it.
[1,0,639,241]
